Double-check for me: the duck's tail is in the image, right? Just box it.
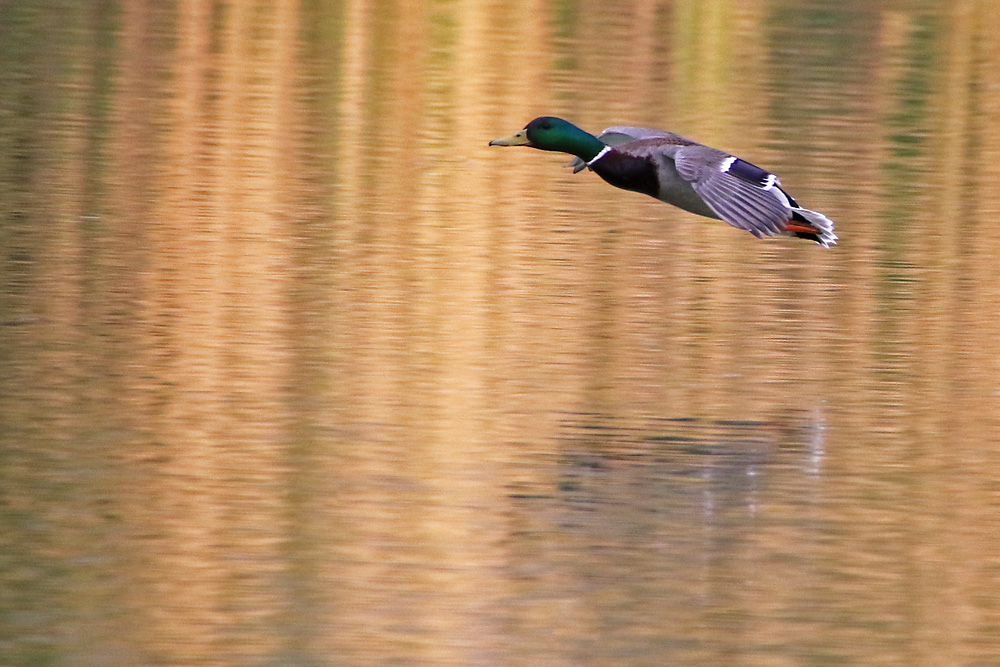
[783,208,837,247]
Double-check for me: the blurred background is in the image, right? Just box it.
[2,0,999,665]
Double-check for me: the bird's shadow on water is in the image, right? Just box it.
[506,411,828,585]
[502,412,832,661]
[549,412,825,521]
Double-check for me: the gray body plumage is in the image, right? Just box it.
[568,126,837,246]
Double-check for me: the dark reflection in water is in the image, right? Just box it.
[3,1,1000,666]
[507,415,840,664]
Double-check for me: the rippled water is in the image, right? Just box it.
[3,1,1000,665]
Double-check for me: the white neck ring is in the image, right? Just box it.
[586,145,612,167]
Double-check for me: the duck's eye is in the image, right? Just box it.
[541,121,552,130]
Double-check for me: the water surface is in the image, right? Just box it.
[2,1,1000,665]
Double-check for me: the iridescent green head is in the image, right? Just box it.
[490,116,606,162]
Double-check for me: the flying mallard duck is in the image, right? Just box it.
[490,117,837,247]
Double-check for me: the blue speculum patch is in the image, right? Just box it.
[726,158,772,188]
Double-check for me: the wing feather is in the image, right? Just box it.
[706,177,787,234]
[674,145,793,237]
[597,127,675,143]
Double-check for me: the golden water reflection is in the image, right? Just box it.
[2,1,1000,665]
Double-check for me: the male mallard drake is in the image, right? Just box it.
[490,116,837,247]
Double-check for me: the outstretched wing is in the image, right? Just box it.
[673,145,793,238]
[598,126,675,143]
